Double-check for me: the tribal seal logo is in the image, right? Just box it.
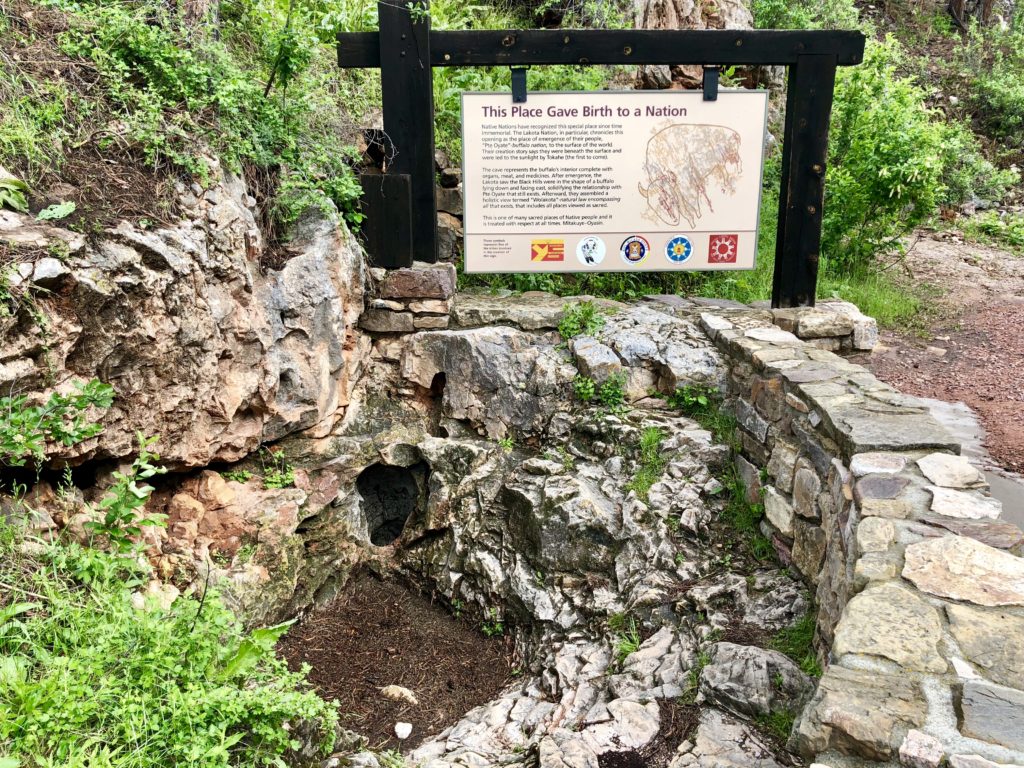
[619,235,650,265]
[665,236,693,264]
[576,236,606,266]
[708,234,738,264]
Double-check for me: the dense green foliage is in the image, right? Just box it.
[962,16,1024,148]
[0,529,337,768]
[1,0,369,230]
[0,380,113,468]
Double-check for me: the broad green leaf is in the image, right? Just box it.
[36,201,76,221]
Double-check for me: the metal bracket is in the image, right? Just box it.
[511,66,529,103]
[702,66,719,101]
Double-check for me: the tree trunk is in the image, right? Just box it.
[948,0,996,29]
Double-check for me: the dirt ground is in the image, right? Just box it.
[862,231,1024,473]
[278,572,514,751]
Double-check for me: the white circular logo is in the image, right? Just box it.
[576,236,606,267]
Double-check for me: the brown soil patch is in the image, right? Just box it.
[278,572,515,751]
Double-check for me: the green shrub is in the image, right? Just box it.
[0,380,113,468]
[963,20,1024,147]
[937,120,1018,208]
[83,433,168,553]
[962,211,1024,252]
[0,532,338,768]
[822,37,946,272]
[558,300,606,340]
[573,374,597,403]
[1,0,367,230]
[751,0,859,29]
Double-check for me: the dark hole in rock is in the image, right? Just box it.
[430,371,447,396]
[356,461,428,546]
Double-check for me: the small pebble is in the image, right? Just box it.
[395,722,413,740]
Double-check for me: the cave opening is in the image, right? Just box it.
[356,461,428,546]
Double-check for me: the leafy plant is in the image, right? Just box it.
[0,380,114,468]
[83,433,168,552]
[0,530,338,767]
[962,211,1024,252]
[0,177,29,212]
[573,374,596,403]
[35,201,76,221]
[558,300,606,341]
[259,448,295,489]
[596,373,627,412]
[221,469,254,484]
[480,607,504,637]
[498,436,515,452]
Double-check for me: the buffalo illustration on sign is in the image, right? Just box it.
[639,125,743,229]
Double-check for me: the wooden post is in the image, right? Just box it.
[772,54,838,308]
[359,173,412,268]
[378,0,437,265]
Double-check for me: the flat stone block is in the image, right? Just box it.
[928,486,1001,520]
[947,604,1024,690]
[380,261,456,300]
[960,680,1024,751]
[850,452,908,477]
[917,452,986,489]
[903,535,1024,607]
[833,582,946,673]
[360,308,415,333]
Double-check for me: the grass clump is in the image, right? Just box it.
[770,612,822,677]
[612,615,642,668]
[625,426,666,502]
[755,710,797,742]
[0,528,338,767]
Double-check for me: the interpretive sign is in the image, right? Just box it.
[462,90,768,273]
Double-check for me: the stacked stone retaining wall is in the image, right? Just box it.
[701,308,1024,768]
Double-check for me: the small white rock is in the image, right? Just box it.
[394,721,413,740]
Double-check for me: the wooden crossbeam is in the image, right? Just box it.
[337,28,865,68]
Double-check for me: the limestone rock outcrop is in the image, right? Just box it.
[0,167,367,468]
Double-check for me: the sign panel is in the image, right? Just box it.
[461,90,768,273]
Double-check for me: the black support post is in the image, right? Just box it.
[378,0,437,265]
[772,54,838,308]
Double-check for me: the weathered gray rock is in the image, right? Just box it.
[697,642,814,718]
[0,187,366,468]
[401,326,576,440]
[795,664,926,760]
[360,308,414,333]
[917,453,986,488]
[571,336,623,383]
[949,756,1024,768]
[947,604,1024,690]
[793,465,822,518]
[850,452,907,477]
[960,680,1024,751]
[504,469,622,574]
[764,487,794,537]
[903,536,1024,607]
[450,292,569,330]
[670,709,783,768]
[608,626,694,700]
[928,486,1001,520]
[767,439,800,492]
[920,515,1024,551]
[832,583,946,672]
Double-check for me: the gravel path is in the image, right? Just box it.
[863,232,1024,472]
